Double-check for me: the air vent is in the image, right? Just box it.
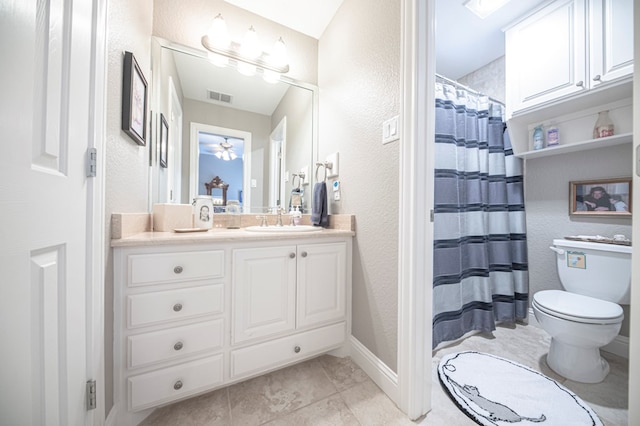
[207,90,233,104]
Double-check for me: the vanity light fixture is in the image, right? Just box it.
[201,14,290,81]
[464,0,511,19]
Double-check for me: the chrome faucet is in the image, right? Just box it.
[276,208,284,226]
[256,215,268,227]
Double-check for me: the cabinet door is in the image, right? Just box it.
[589,0,633,85]
[233,246,296,343]
[297,242,346,328]
[506,0,586,115]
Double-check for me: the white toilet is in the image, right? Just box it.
[533,238,631,383]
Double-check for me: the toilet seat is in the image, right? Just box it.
[533,290,623,324]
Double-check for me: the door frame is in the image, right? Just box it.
[88,0,108,423]
[397,0,434,419]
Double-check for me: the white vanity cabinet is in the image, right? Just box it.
[505,0,633,116]
[113,234,352,426]
[231,242,347,378]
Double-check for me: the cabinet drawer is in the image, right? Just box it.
[230,322,346,378]
[128,354,224,411]
[128,250,224,287]
[128,285,223,329]
[128,319,224,368]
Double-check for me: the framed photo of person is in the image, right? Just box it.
[569,177,632,217]
[121,51,148,146]
[159,113,168,168]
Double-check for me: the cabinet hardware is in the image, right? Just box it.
[593,74,601,81]
[173,380,183,390]
[173,341,183,351]
[301,251,308,257]
[575,80,584,87]
[173,266,183,274]
[289,253,296,259]
[294,346,301,353]
[173,303,183,312]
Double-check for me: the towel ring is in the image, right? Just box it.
[291,173,301,189]
[315,161,333,182]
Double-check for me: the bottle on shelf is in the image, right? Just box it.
[593,110,614,139]
[532,125,544,150]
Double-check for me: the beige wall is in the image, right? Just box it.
[319,0,402,371]
[104,0,154,413]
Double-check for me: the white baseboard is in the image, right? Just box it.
[348,335,399,404]
[528,308,629,359]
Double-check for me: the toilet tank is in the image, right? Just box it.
[552,239,631,304]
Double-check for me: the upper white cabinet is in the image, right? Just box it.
[505,0,633,117]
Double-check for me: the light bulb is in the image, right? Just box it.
[230,151,238,160]
[269,37,287,68]
[208,14,230,48]
[208,51,228,68]
[222,150,230,161]
[240,26,261,59]
[215,151,222,159]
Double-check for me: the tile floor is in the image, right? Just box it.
[139,323,628,425]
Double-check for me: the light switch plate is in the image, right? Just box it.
[326,152,339,178]
[382,115,400,144]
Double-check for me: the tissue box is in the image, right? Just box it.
[152,204,193,231]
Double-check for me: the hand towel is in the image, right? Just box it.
[310,181,328,227]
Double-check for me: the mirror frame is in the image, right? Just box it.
[149,37,319,212]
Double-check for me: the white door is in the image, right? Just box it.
[0,0,96,425]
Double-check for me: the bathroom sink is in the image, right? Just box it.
[244,225,322,233]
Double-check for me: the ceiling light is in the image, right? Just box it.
[201,14,290,76]
[464,0,511,19]
[215,138,238,161]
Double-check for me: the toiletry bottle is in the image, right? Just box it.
[546,125,559,147]
[292,206,302,225]
[226,200,241,229]
[532,125,544,150]
[593,110,614,138]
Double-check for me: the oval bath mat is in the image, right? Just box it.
[438,351,602,426]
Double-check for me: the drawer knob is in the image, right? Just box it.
[575,80,584,87]
[174,266,183,274]
[294,345,301,353]
[173,380,183,390]
[301,251,307,258]
[289,252,296,259]
[593,74,601,82]
[174,341,183,351]
[173,303,183,312]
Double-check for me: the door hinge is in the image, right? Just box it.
[430,209,434,222]
[87,148,97,178]
[86,379,97,410]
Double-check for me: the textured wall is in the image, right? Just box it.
[457,56,506,104]
[104,0,154,413]
[319,0,401,372]
[153,0,318,84]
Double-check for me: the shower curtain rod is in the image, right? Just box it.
[436,73,505,106]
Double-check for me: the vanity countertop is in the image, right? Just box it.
[111,227,354,248]
[110,212,355,248]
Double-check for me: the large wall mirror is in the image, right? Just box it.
[150,37,317,213]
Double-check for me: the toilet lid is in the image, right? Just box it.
[533,290,623,324]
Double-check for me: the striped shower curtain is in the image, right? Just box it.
[432,82,529,349]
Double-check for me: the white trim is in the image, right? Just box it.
[104,407,118,426]
[397,0,434,420]
[349,336,399,404]
[88,0,107,423]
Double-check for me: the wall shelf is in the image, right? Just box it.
[515,132,632,160]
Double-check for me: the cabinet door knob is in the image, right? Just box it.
[593,74,601,81]
[575,80,584,87]
[174,341,183,351]
[301,251,308,258]
[294,345,301,353]
[173,380,183,390]
[289,252,296,259]
[173,303,183,312]
[173,266,183,274]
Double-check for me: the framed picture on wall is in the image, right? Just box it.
[569,177,632,217]
[121,51,148,146]
[159,113,168,168]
